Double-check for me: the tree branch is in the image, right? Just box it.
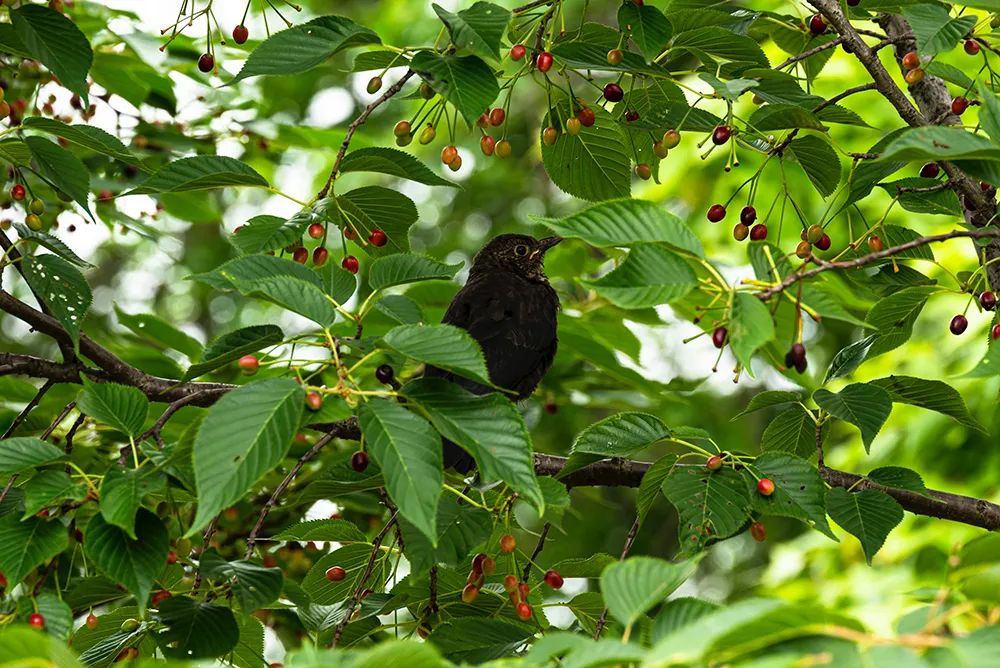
[594,515,640,639]
[332,511,398,648]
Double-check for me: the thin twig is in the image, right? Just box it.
[1,379,54,439]
[593,516,640,639]
[776,36,844,70]
[815,422,825,469]
[512,0,553,13]
[522,522,551,582]
[192,515,220,592]
[137,391,206,447]
[896,181,954,195]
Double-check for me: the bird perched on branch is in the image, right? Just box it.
[426,233,562,472]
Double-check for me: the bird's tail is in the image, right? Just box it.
[442,437,476,474]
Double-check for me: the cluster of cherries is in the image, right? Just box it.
[6,183,46,232]
[706,455,770,543]
[950,290,999,338]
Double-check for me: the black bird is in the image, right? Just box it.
[426,233,562,472]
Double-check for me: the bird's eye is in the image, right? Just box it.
[514,244,529,256]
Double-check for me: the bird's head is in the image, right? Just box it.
[469,233,562,281]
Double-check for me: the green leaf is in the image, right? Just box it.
[879,178,962,216]
[235,275,340,326]
[339,147,459,187]
[663,467,752,553]
[618,2,673,61]
[199,549,284,612]
[77,380,149,437]
[380,324,491,386]
[671,26,769,66]
[428,618,534,663]
[878,224,935,260]
[11,4,92,101]
[977,80,1000,144]
[787,134,841,197]
[22,253,91,349]
[601,556,695,626]
[813,383,892,452]
[867,466,929,496]
[184,325,284,380]
[729,293,775,376]
[190,379,304,534]
[647,599,785,665]
[72,606,145,667]
[0,514,68,585]
[22,117,137,165]
[126,156,268,195]
[84,508,168,609]
[0,23,31,59]
[533,198,703,256]
[825,488,903,564]
[733,391,800,419]
[582,244,696,309]
[963,340,1000,378]
[540,104,631,202]
[865,286,937,358]
[229,213,311,255]
[114,306,202,359]
[231,614,266,668]
[826,334,879,381]
[357,399,442,543]
[433,2,511,61]
[903,4,977,56]
[21,470,86,518]
[750,453,836,539]
[232,15,380,83]
[374,294,424,324]
[13,223,92,268]
[651,597,721,643]
[99,468,161,539]
[0,437,65,474]
[154,595,240,659]
[351,49,405,72]
[302,543,389,605]
[410,50,500,126]
[637,454,677,526]
[880,126,1000,162]
[761,406,820,459]
[402,378,542,510]
[0,138,31,166]
[749,104,826,131]
[24,136,91,214]
[322,185,417,257]
[869,375,983,432]
[399,499,492,574]
[271,519,367,543]
[318,262,358,304]
[571,412,670,458]
[368,254,463,291]
[19,592,72,640]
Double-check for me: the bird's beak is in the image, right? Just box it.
[537,236,563,253]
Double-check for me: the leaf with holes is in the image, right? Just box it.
[84,509,168,609]
[184,325,283,380]
[825,488,903,564]
[0,515,68,585]
[25,136,91,215]
[22,254,91,348]
[749,453,836,539]
[11,4,92,101]
[403,378,542,511]
[0,437,65,475]
[23,116,138,165]
[813,383,892,452]
[154,595,240,659]
[728,293,775,377]
[433,2,511,61]
[340,147,458,187]
[582,244,696,309]
[126,156,268,194]
[410,50,500,126]
[534,198,701,255]
[232,15,380,83]
[541,103,630,202]
[601,557,695,626]
[663,466,752,554]
[13,223,91,268]
[369,254,463,291]
[190,379,304,534]
[870,375,983,432]
[358,399,442,543]
[380,324,491,386]
[77,380,149,438]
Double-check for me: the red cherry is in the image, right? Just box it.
[308,222,324,239]
[950,314,968,335]
[965,39,981,55]
[11,184,25,201]
[292,247,308,264]
[233,25,249,44]
[706,455,723,470]
[711,328,727,349]
[662,129,681,148]
[489,107,505,127]
[815,233,831,251]
[312,247,328,267]
[919,162,939,179]
[518,582,530,600]
[624,109,640,122]
[441,145,458,165]
[603,83,624,102]
[904,68,924,85]
[901,51,919,70]
[351,450,369,472]
[993,323,1000,339]
[607,49,624,65]
[326,566,346,581]
[238,355,259,375]
[542,127,558,145]
[480,135,496,156]
[516,602,532,620]
[166,551,178,565]
[635,163,652,180]
[503,575,518,592]
[749,224,768,241]
[808,14,826,35]
[305,391,323,411]
[868,235,884,252]
[342,255,359,273]
[536,51,553,72]
[707,204,726,222]
[499,534,516,553]
[482,557,496,575]
[980,291,996,310]
[151,590,172,607]
[750,522,766,542]
[510,44,526,61]
[198,53,214,73]
[757,478,775,496]
[543,569,564,589]
[952,96,969,115]
[712,125,731,145]
[28,613,45,629]
[577,107,596,127]
[462,583,479,603]
[86,613,98,629]
[369,228,387,247]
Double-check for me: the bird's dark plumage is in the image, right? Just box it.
[427,233,562,472]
